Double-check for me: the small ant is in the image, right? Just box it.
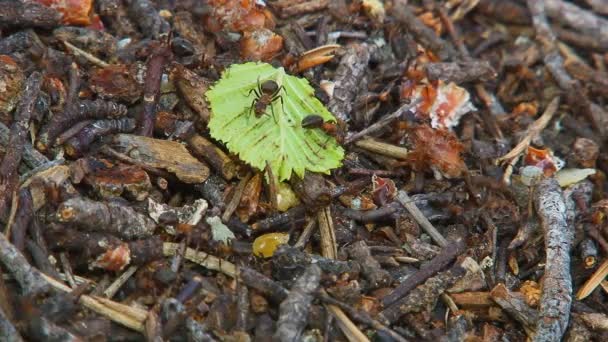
[301,114,338,135]
[248,78,285,122]
[301,114,343,144]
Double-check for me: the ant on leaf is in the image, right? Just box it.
[247,78,285,123]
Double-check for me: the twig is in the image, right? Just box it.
[43,274,147,332]
[317,206,337,259]
[293,218,316,249]
[104,265,139,299]
[162,242,237,278]
[527,1,602,134]
[62,40,109,68]
[544,0,608,48]
[59,252,77,289]
[317,206,368,342]
[326,304,371,342]
[382,239,465,307]
[317,290,408,342]
[0,304,23,342]
[0,72,42,219]
[355,138,409,160]
[496,97,560,163]
[532,178,572,341]
[266,161,278,213]
[577,259,608,300]
[3,191,18,237]
[222,173,252,222]
[490,283,537,337]
[344,99,420,145]
[275,265,321,341]
[328,43,376,123]
[379,265,466,324]
[396,191,447,247]
[0,226,49,295]
[138,43,171,136]
[389,0,457,60]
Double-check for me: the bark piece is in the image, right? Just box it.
[346,240,392,289]
[274,264,321,342]
[0,1,61,28]
[379,265,466,324]
[57,197,156,240]
[0,71,43,218]
[532,178,572,341]
[112,134,210,183]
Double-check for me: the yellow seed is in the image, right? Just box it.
[252,232,290,258]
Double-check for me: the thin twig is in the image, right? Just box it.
[62,40,109,68]
[222,173,252,222]
[496,97,560,164]
[344,99,420,145]
[317,206,337,259]
[396,191,447,247]
[532,177,572,341]
[104,265,139,299]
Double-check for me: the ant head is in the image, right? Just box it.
[301,114,324,128]
[260,80,279,94]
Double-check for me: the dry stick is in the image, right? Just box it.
[43,274,147,332]
[389,0,457,60]
[266,161,278,213]
[274,264,321,341]
[396,190,447,247]
[490,283,538,337]
[328,43,375,123]
[162,242,238,277]
[379,265,466,324]
[0,122,48,169]
[317,206,337,259]
[62,40,109,68]
[317,207,369,342]
[59,252,77,289]
[0,72,42,220]
[222,173,252,222]
[104,265,139,299]
[138,44,171,136]
[496,97,560,163]
[99,146,173,179]
[532,178,572,342]
[344,99,421,145]
[576,258,608,300]
[355,138,409,160]
[381,238,465,307]
[317,291,408,342]
[325,304,371,342]
[3,192,18,237]
[527,0,602,134]
[544,0,608,47]
[0,304,23,342]
[293,218,316,249]
[0,233,49,295]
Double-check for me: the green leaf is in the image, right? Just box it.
[206,62,344,181]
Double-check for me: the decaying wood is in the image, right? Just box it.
[532,178,573,341]
[111,134,210,183]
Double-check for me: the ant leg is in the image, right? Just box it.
[247,88,261,98]
[270,104,278,123]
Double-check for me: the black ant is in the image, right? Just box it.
[301,114,344,145]
[247,78,285,122]
[301,114,339,136]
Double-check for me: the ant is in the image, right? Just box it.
[248,78,285,123]
[301,114,344,145]
[301,114,338,135]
